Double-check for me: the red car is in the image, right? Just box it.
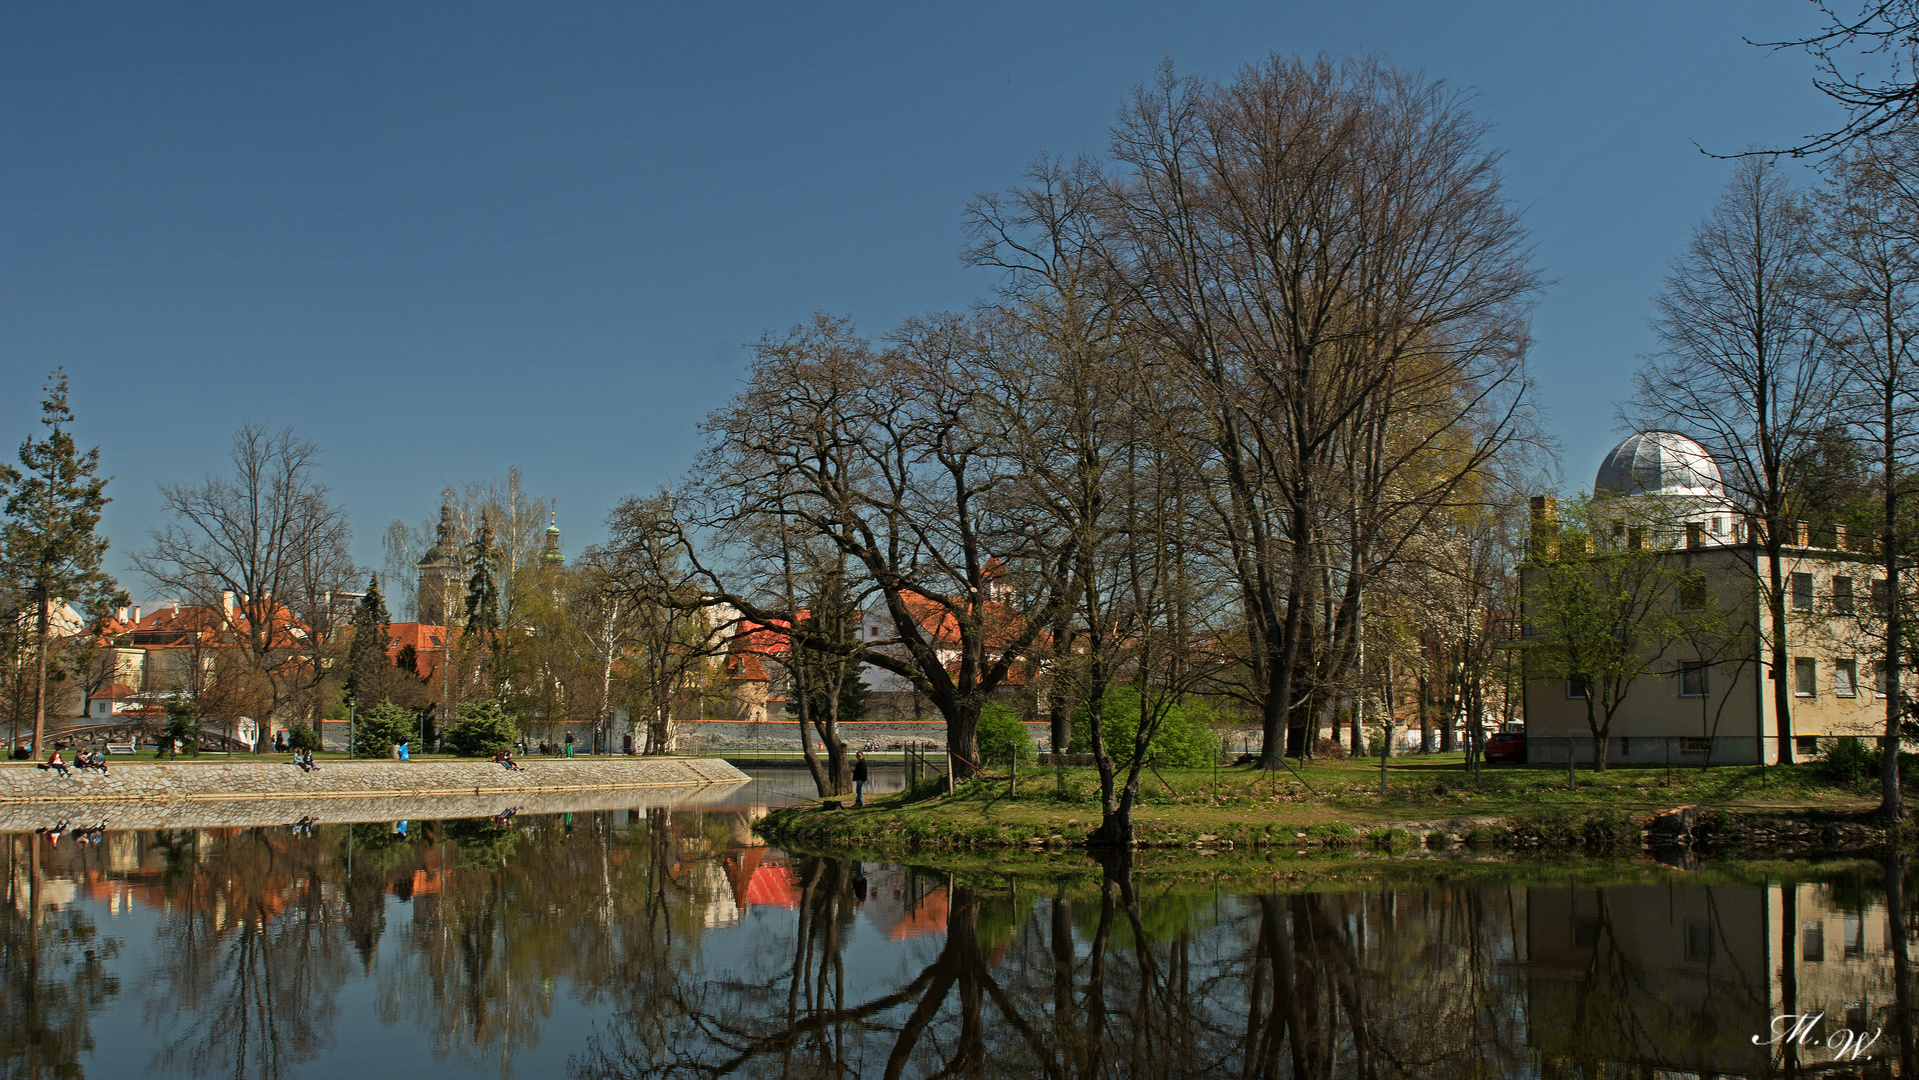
[1484,732,1526,763]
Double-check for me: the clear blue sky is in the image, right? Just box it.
[0,2,1844,590]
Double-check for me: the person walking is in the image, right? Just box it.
[852,751,869,807]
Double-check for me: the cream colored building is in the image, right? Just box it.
[1521,432,1891,766]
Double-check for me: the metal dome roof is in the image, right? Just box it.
[1594,431,1724,498]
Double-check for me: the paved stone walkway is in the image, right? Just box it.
[0,757,750,807]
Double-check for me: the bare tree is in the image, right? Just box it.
[600,494,729,755]
[1094,55,1539,768]
[1818,141,1919,816]
[133,423,357,749]
[1629,158,1838,763]
[1752,2,1919,158]
[667,315,1072,780]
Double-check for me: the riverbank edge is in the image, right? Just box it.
[0,758,751,805]
[755,797,1908,860]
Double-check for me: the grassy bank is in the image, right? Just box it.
[756,752,1896,856]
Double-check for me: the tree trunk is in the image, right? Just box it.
[1767,528,1795,763]
[32,595,49,756]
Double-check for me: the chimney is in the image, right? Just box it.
[220,590,234,615]
[1834,523,1848,550]
[1796,520,1811,546]
[115,606,128,622]
[130,605,142,624]
[1529,495,1560,558]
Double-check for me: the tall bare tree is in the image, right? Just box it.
[134,423,356,749]
[1818,141,1919,816]
[1094,56,1538,768]
[1629,158,1838,763]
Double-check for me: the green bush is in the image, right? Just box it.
[353,701,418,757]
[1069,688,1221,768]
[1822,737,1875,786]
[978,702,1036,765]
[284,721,321,752]
[442,700,519,758]
[1816,739,1919,790]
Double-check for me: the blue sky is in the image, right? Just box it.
[0,2,1844,589]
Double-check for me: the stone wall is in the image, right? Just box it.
[0,757,749,807]
[0,781,761,832]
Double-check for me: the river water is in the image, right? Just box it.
[3,776,1913,1078]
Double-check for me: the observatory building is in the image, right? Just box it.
[1519,432,1886,766]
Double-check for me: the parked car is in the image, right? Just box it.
[1484,732,1526,763]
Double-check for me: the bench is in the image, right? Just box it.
[105,742,137,755]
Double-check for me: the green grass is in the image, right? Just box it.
[756,752,1890,855]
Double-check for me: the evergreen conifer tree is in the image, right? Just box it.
[345,574,392,705]
[464,517,505,693]
[0,370,125,754]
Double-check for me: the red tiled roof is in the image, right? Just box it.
[744,866,801,909]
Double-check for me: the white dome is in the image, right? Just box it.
[1595,431,1724,498]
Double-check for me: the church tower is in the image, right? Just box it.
[416,502,467,627]
[540,512,564,569]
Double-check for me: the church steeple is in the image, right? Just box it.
[416,500,467,626]
[540,511,564,569]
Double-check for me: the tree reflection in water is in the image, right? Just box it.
[0,835,119,1078]
[571,851,1542,1079]
[17,812,1919,1078]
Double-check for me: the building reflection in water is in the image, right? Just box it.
[5,812,1919,1079]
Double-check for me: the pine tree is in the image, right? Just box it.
[345,573,392,705]
[0,370,125,754]
[464,517,505,694]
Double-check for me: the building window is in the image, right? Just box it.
[1877,660,1891,697]
[1797,735,1821,756]
[1795,657,1818,697]
[1618,737,1631,755]
[1686,522,1704,548]
[1793,572,1814,611]
[1627,526,1646,550]
[1566,678,1587,700]
[1680,661,1709,698]
[1874,578,1891,610]
[1836,659,1858,698]
[1834,576,1855,614]
[1846,915,1864,957]
[1681,737,1712,755]
[1678,572,1708,611]
[1803,921,1826,962]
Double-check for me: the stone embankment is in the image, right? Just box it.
[0,781,762,832]
[0,757,750,811]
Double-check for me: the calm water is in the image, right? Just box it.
[5,785,1917,1078]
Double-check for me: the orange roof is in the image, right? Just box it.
[386,622,457,656]
[889,886,949,940]
[897,592,1027,650]
[94,682,139,700]
[744,866,801,909]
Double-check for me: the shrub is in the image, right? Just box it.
[1069,688,1221,768]
[977,702,1036,765]
[442,700,519,757]
[353,701,417,757]
[284,721,321,752]
[1822,737,1875,786]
